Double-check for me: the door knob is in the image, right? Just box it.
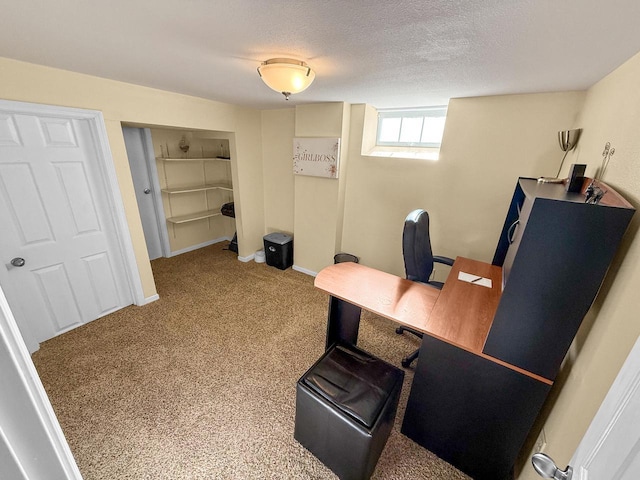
[143,188,151,194]
[532,453,573,480]
[10,257,26,267]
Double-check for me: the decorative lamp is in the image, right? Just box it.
[555,128,582,177]
[257,58,315,100]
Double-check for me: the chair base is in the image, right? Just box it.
[401,348,420,368]
[395,326,423,368]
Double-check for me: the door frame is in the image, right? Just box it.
[0,99,146,306]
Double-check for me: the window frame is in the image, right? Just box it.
[376,106,448,148]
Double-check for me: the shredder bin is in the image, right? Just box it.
[263,232,293,270]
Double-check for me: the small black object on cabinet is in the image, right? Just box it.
[566,164,586,192]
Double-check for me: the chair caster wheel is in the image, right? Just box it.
[395,327,404,335]
[401,358,412,368]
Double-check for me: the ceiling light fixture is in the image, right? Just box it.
[257,58,316,100]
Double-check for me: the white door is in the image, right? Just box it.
[0,107,132,348]
[0,284,82,480]
[122,127,165,260]
[532,335,640,479]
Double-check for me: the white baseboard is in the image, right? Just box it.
[293,265,318,277]
[168,237,231,257]
[238,253,255,262]
[141,294,159,305]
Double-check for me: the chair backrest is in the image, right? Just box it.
[402,209,434,283]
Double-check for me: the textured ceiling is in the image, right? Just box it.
[2,0,640,110]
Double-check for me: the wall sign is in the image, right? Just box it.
[293,137,340,178]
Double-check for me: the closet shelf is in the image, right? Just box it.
[162,183,233,194]
[166,209,222,224]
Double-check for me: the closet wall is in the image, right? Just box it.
[150,128,235,254]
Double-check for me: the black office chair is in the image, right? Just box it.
[396,209,454,368]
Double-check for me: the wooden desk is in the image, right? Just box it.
[314,261,439,338]
[315,257,499,349]
[314,257,552,480]
[315,257,547,383]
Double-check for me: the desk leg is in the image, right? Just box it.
[325,296,362,349]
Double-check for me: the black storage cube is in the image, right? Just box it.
[263,232,293,270]
[295,344,404,480]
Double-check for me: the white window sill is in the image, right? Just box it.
[365,146,440,161]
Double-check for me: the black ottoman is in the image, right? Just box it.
[295,343,404,480]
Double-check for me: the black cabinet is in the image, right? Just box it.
[487,178,635,380]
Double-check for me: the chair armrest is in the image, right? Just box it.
[433,256,455,266]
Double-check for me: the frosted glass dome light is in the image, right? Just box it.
[257,58,315,100]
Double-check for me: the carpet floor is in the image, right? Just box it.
[32,243,469,480]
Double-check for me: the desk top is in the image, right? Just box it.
[314,262,441,330]
[315,257,500,354]
[428,257,502,353]
[315,257,553,385]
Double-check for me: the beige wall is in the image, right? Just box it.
[260,103,352,272]
[335,103,352,255]
[257,93,586,279]
[517,51,640,479]
[262,109,296,235]
[230,108,265,257]
[0,57,264,299]
[340,92,585,279]
[293,103,349,273]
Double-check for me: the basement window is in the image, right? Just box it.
[370,106,447,160]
